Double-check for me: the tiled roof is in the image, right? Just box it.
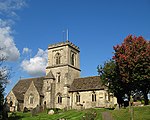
[69,76,104,92]
[12,77,44,101]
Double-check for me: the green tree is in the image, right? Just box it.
[98,60,125,107]
[113,35,150,105]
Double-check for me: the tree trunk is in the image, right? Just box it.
[143,91,149,105]
[117,95,123,108]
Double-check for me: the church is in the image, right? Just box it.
[6,40,117,111]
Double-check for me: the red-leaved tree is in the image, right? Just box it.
[113,35,150,105]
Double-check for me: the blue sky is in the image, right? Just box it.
[0,0,150,95]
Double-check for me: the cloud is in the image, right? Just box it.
[0,0,26,17]
[0,19,14,27]
[22,47,32,54]
[0,19,20,61]
[21,49,48,76]
[0,0,27,61]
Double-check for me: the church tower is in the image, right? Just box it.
[44,40,80,109]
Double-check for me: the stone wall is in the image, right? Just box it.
[42,79,56,108]
[46,41,80,109]
[6,91,18,111]
[24,81,40,109]
[70,90,117,109]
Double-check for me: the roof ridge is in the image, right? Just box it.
[75,76,99,79]
[20,76,45,81]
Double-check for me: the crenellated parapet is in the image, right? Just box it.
[48,40,80,52]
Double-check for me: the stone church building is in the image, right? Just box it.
[7,40,117,111]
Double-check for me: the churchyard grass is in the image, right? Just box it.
[8,106,150,120]
[111,106,150,120]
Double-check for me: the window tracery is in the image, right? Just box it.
[76,92,80,103]
[92,92,96,102]
[29,94,34,104]
[58,94,62,103]
[55,53,61,64]
[71,53,75,66]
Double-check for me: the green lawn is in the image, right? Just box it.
[8,106,150,120]
[111,106,150,120]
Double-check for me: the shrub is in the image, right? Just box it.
[9,112,16,117]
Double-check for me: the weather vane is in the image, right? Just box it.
[62,29,69,41]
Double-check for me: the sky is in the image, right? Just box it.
[0,0,150,95]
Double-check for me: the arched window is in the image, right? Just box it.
[44,101,46,105]
[58,75,61,82]
[10,101,13,107]
[92,92,96,102]
[57,72,61,83]
[58,94,62,104]
[71,54,75,66]
[55,53,61,65]
[76,92,80,103]
[29,94,34,104]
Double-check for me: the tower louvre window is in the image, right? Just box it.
[71,53,75,66]
[55,53,61,64]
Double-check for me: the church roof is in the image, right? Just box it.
[12,77,44,101]
[69,76,105,92]
[45,71,55,79]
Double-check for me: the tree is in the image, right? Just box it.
[113,35,150,105]
[97,60,126,107]
[0,51,10,119]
